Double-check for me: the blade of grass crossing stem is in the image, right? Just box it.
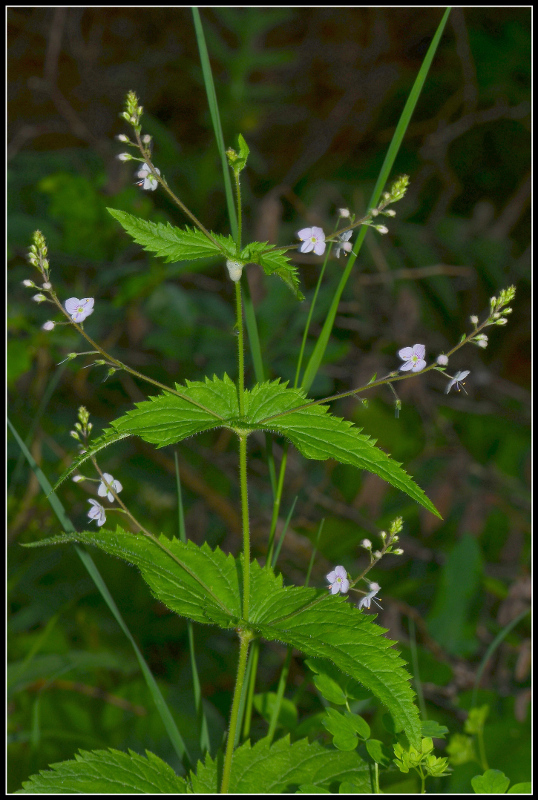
[192,7,237,241]
[174,452,210,754]
[301,8,451,394]
[8,418,192,769]
[192,9,275,500]
[271,496,298,570]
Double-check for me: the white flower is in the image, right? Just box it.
[470,315,479,325]
[361,539,372,549]
[117,152,132,161]
[375,224,388,234]
[42,321,55,331]
[98,473,123,503]
[22,279,36,288]
[398,343,426,372]
[32,293,46,303]
[297,226,326,256]
[436,354,448,366]
[337,207,350,218]
[135,164,160,191]
[358,582,382,610]
[445,370,470,395]
[72,475,84,483]
[326,565,350,595]
[65,297,94,323]
[88,499,106,527]
[334,230,353,258]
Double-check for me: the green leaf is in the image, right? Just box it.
[240,241,304,300]
[471,769,511,794]
[107,208,236,262]
[252,692,298,730]
[111,374,240,446]
[306,658,369,706]
[27,532,421,747]
[322,708,370,751]
[52,428,131,492]
[105,377,439,517]
[16,748,187,794]
[190,735,371,793]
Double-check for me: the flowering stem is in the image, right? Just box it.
[133,131,223,252]
[48,291,224,420]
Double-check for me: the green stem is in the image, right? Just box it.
[235,282,245,415]
[241,639,260,740]
[234,170,242,251]
[266,446,289,566]
[220,628,253,793]
[239,434,250,621]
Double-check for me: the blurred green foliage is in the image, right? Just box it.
[8,7,529,793]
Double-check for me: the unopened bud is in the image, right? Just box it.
[226,260,244,282]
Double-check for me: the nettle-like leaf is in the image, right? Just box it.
[105,376,439,518]
[190,735,371,793]
[53,428,131,492]
[107,208,236,263]
[16,748,187,794]
[25,531,421,746]
[240,241,304,300]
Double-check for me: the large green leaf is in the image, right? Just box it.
[16,748,187,794]
[240,241,304,300]
[107,208,236,262]
[106,376,439,518]
[190,735,371,793]
[25,531,420,746]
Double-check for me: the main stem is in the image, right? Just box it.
[220,279,252,792]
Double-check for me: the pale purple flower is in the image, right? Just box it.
[358,582,382,610]
[136,164,160,191]
[65,297,94,323]
[326,565,349,595]
[445,370,470,395]
[398,343,426,372]
[297,226,326,256]
[88,499,106,527]
[334,230,353,258]
[42,321,55,331]
[98,472,123,503]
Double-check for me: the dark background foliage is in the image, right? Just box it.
[8,7,530,793]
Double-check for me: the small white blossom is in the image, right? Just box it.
[326,565,349,595]
[361,539,372,549]
[42,281,52,290]
[398,343,426,372]
[98,473,123,503]
[334,229,353,258]
[136,164,160,191]
[65,297,94,323]
[88,499,106,527]
[436,354,448,366]
[32,293,46,303]
[72,475,84,483]
[358,582,383,610]
[117,152,132,161]
[373,550,382,559]
[22,279,36,288]
[470,315,478,325]
[337,207,350,218]
[297,226,326,256]
[445,370,470,394]
[375,224,389,234]
[42,321,55,331]
[116,134,129,142]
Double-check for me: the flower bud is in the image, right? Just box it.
[226,260,244,282]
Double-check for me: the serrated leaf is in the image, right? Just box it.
[240,241,304,300]
[26,532,421,747]
[190,735,371,793]
[105,377,439,517]
[25,530,242,629]
[16,748,187,794]
[107,208,236,263]
[111,374,239,446]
